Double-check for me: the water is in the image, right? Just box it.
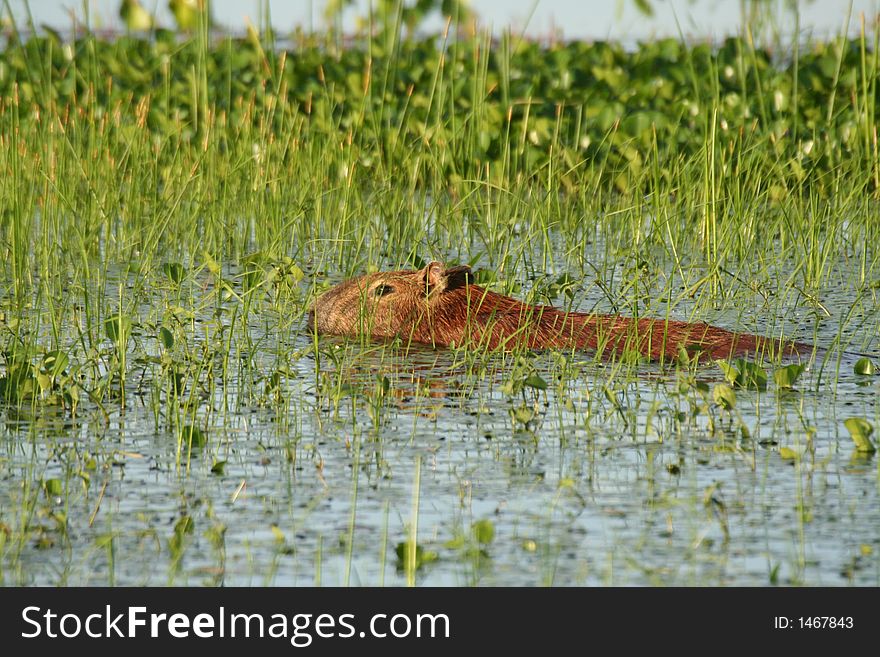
[1,257,878,587]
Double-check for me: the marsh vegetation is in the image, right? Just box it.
[0,2,878,585]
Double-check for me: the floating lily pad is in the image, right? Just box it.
[844,418,876,454]
[854,358,875,375]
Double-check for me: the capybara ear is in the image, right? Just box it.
[421,261,445,290]
[444,264,473,290]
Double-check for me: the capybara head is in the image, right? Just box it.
[307,261,474,344]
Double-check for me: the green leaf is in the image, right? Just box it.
[120,0,154,31]
[159,326,174,350]
[182,425,207,448]
[104,314,132,343]
[169,0,204,30]
[243,267,265,293]
[737,360,768,389]
[522,374,547,390]
[211,460,226,475]
[774,363,806,389]
[2,362,36,401]
[844,418,876,453]
[718,359,767,389]
[633,0,655,17]
[202,251,221,276]
[94,533,115,549]
[472,519,495,545]
[42,350,69,378]
[43,478,63,496]
[395,541,438,571]
[444,534,467,550]
[677,343,702,365]
[162,262,186,284]
[512,406,535,425]
[36,373,52,392]
[854,357,875,375]
[713,383,736,410]
[717,359,740,385]
[281,260,305,283]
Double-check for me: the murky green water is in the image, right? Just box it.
[1,258,878,586]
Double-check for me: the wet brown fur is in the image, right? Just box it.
[308,262,812,361]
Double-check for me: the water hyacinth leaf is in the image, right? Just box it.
[737,360,768,389]
[42,350,69,378]
[202,250,221,276]
[774,363,806,389]
[182,425,207,448]
[444,534,467,550]
[244,268,261,291]
[169,0,205,31]
[394,541,438,571]
[278,257,305,283]
[512,406,536,425]
[338,383,358,397]
[554,272,577,300]
[1,363,36,401]
[473,269,497,285]
[718,359,767,389]
[717,359,740,385]
[472,519,495,545]
[523,374,547,390]
[844,418,876,453]
[677,343,703,365]
[159,326,174,350]
[120,0,154,31]
[240,251,270,268]
[104,314,132,343]
[36,372,51,392]
[854,358,875,375]
[162,262,186,284]
[43,478,63,496]
[633,0,655,16]
[713,383,736,410]
[94,534,114,549]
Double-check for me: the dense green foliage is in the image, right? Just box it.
[1,25,878,285]
[2,29,878,194]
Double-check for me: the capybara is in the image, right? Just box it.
[308,261,813,361]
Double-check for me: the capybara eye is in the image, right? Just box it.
[373,284,394,297]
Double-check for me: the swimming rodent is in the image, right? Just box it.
[308,261,814,362]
